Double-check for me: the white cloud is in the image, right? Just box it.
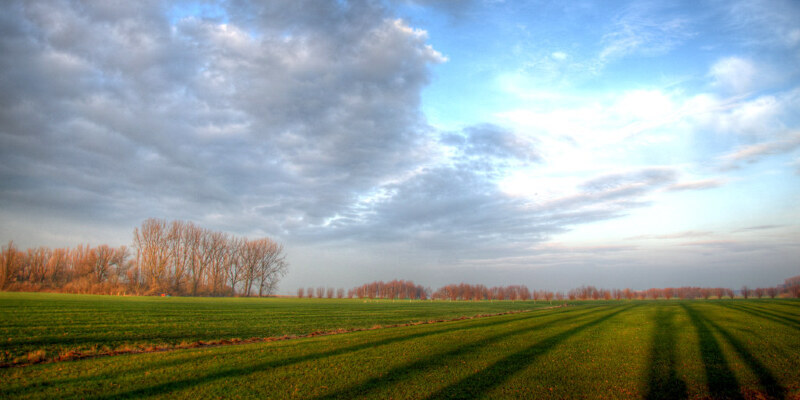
[495,88,681,175]
[598,5,693,66]
[684,89,798,139]
[710,57,758,94]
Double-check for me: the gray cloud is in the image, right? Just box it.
[391,0,479,20]
[294,164,681,261]
[0,0,444,239]
[627,230,715,240]
[666,179,725,191]
[441,124,539,164]
[720,131,800,169]
[6,0,628,257]
[731,224,789,234]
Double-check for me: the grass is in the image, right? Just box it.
[0,292,559,363]
[1,297,798,399]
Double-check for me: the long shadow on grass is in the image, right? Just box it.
[716,303,800,332]
[312,305,623,400]
[6,310,569,398]
[645,306,687,400]
[698,306,786,399]
[733,302,800,322]
[681,304,743,400]
[87,307,598,400]
[420,305,636,400]
[761,299,800,309]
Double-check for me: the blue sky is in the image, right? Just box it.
[1,0,798,292]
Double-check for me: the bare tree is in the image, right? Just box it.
[1,242,23,289]
[238,239,260,296]
[167,220,193,294]
[766,286,778,299]
[623,288,633,300]
[226,237,245,296]
[1,218,288,297]
[45,248,69,286]
[254,239,287,297]
[741,285,750,299]
[204,231,229,296]
[133,218,171,293]
[184,223,206,296]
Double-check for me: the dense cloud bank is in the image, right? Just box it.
[0,1,674,249]
[0,1,441,233]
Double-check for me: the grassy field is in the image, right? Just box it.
[0,292,558,363]
[1,296,799,399]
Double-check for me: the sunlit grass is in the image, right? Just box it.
[1,299,798,399]
[0,292,558,363]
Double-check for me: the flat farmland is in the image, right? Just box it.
[1,296,799,399]
[0,292,555,364]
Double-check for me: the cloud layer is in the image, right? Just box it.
[0,1,444,234]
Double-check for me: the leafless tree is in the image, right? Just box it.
[204,231,230,296]
[741,285,750,299]
[1,242,23,289]
[766,286,778,299]
[133,218,171,293]
[184,223,206,296]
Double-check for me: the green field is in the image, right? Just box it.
[1,295,799,399]
[0,292,556,363]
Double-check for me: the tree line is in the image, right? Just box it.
[297,279,800,301]
[0,218,287,296]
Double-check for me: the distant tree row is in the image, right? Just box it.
[566,284,799,300]
[297,280,429,300]
[433,284,542,301]
[297,287,347,299]
[349,280,429,299]
[0,218,287,296]
[0,243,130,294]
[296,279,800,301]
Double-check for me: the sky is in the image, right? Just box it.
[1,0,798,293]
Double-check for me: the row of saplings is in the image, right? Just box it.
[297,280,800,301]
